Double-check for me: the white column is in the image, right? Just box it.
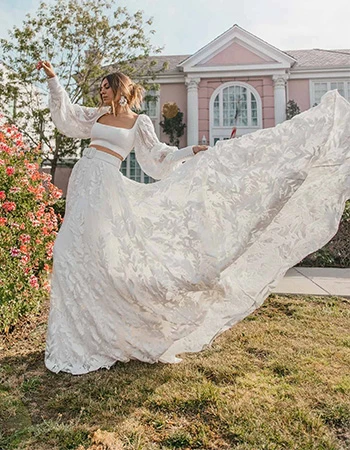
[272,75,288,125]
[185,77,201,146]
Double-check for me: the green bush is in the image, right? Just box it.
[52,198,66,221]
[297,200,350,268]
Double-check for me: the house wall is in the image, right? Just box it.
[287,79,310,111]
[159,83,188,147]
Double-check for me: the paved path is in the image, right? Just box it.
[47,267,350,298]
[273,267,350,298]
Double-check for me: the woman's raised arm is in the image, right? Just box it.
[37,60,109,139]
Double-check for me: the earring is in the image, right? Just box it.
[119,95,127,106]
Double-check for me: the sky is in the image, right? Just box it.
[0,0,349,56]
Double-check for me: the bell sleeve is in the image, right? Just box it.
[47,76,109,139]
[134,114,196,180]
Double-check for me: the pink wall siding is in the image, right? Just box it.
[287,80,310,111]
[197,41,274,66]
[159,83,188,147]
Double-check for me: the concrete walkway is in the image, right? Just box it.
[273,267,350,298]
[47,267,350,298]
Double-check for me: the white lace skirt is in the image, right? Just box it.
[45,91,350,375]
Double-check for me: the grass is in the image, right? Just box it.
[0,293,349,449]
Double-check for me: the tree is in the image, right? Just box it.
[286,99,301,120]
[159,102,186,147]
[0,0,168,184]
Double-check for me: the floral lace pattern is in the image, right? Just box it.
[47,76,195,176]
[45,89,350,375]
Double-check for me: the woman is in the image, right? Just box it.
[38,61,350,375]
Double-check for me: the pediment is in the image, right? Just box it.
[178,25,295,72]
[196,40,276,67]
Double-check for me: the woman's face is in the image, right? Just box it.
[100,78,116,105]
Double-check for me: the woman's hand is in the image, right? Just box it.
[36,60,56,79]
[192,145,209,154]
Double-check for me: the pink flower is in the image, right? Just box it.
[6,166,15,176]
[20,234,31,244]
[52,188,63,199]
[46,241,54,259]
[21,254,30,265]
[29,275,39,289]
[2,201,16,212]
[0,159,4,166]
[0,217,7,226]
[10,247,21,257]
[0,191,6,200]
[43,280,51,293]
[9,187,20,194]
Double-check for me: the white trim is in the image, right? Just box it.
[155,93,161,136]
[185,76,201,146]
[153,89,161,136]
[150,70,289,85]
[143,69,350,84]
[273,75,288,124]
[290,69,350,79]
[209,81,262,146]
[185,63,290,72]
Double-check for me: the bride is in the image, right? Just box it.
[38,60,350,375]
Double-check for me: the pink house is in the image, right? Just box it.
[54,24,350,193]
[146,24,350,146]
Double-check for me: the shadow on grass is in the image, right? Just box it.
[1,349,171,434]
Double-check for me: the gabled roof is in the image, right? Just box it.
[177,24,296,72]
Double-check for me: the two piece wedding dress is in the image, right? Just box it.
[44,76,350,375]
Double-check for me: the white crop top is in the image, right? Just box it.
[90,116,141,160]
[47,75,197,180]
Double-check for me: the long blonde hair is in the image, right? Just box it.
[99,71,145,115]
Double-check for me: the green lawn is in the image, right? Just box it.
[1,294,349,449]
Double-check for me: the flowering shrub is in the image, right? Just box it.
[0,119,63,334]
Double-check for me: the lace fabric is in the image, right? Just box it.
[47,76,195,179]
[47,76,109,139]
[44,87,350,375]
[134,114,195,180]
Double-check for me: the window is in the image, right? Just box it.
[312,80,350,105]
[142,89,159,119]
[214,85,259,128]
[210,82,262,145]
[120,150,154,184]
[213,137,231,145]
